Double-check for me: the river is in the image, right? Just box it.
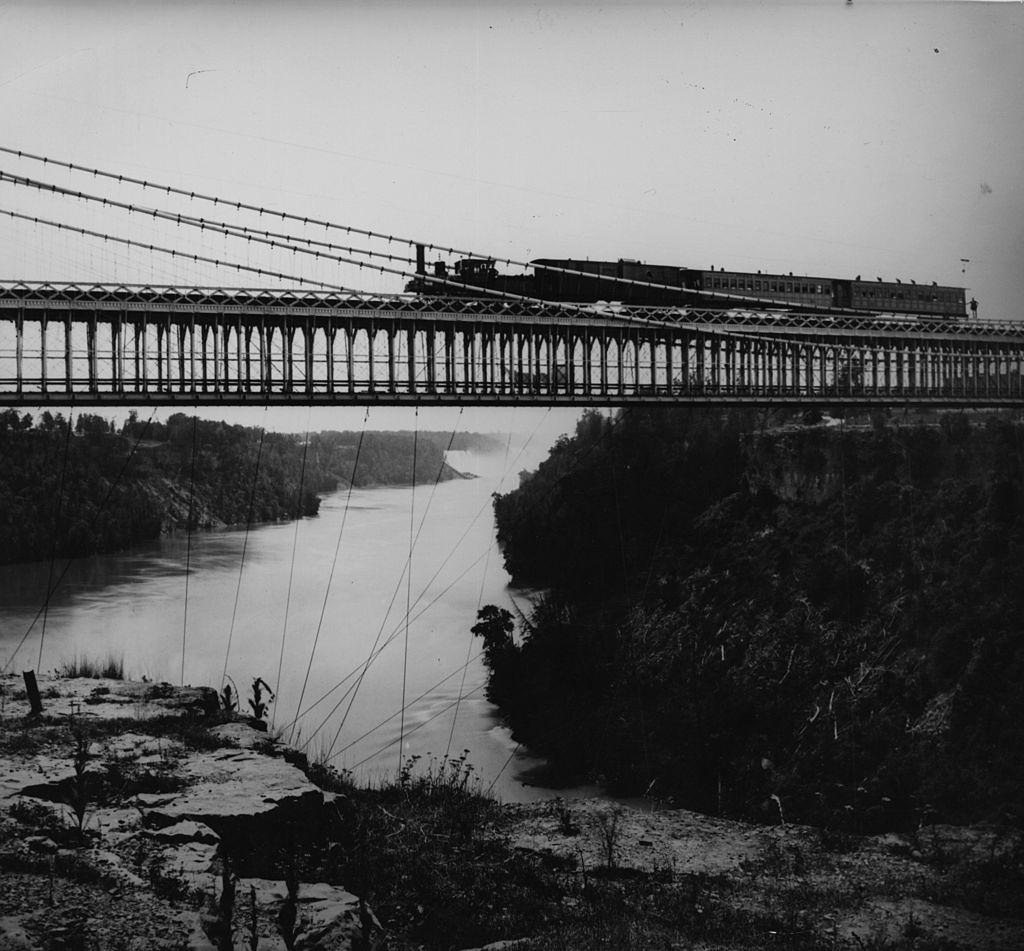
[0,446,598,803]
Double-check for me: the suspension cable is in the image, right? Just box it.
[0,205,879,353]
[0,168,418,267]
[0,146,880,312]
[0,208,357,293]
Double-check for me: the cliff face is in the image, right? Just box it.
[743,415,1003,505]
[487,409,1024,830]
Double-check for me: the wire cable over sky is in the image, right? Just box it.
[0,146,877,312]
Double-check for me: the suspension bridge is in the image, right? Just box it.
[0,146,1021,408]
[2,147,1023,787]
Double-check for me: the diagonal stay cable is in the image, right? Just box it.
[221,407,269,691]
[284,543,490,750]
[445,420,515,761]
[2,408,158,674]
[346,683,487,773]
[486,742,523,797]
[272,411,312,730]
[331,649,486,763]
[290,408,553,748]
[397,409,419,770]
[288,407,371,745]
[329,409,465,755]
[306,412,550,757]
[37,408,74,670]
[335,409,464,741]
[181,414,199,687]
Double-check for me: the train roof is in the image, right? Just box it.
[523,258,964,293]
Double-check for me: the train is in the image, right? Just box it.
[406,247,970,319]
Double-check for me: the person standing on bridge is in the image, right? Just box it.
[969,297,978,319]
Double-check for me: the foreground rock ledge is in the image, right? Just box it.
[0,674,375,951]
[1,674,1022,951]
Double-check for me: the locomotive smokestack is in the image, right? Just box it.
[415,244,426,275]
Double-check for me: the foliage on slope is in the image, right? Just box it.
[0,410,489,564]
[487,409,1024,830]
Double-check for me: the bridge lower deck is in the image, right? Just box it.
[2,284,1022,406]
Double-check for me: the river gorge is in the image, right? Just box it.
[0,446,583,802]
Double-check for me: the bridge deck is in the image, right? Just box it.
[1,283,1022,407]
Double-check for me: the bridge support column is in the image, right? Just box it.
[345,327,355,394]
[88,312,99,395]
[386,325,396,393]
[113,313,124,394]
[489,329,498,394]
[256,323,265,393]
[204,324,214,392]
[304,323,314,395]
[233,318,242,393]
[325,327,336,395]
[366,326,376,394]
[140,316,149,394]
[407,327,416,394]
[14,309,23,396]
[63,314,73,393]
[650,331,659,394]
[424,326,435,393]
[40,310,48,394]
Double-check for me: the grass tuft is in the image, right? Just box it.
[55,653,126,680]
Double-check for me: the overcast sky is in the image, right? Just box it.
[1,0,1020,437]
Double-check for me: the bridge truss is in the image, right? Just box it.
[1,282,1023,407]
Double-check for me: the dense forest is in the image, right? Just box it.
[0,409,499,565]
[481,408,1024,832]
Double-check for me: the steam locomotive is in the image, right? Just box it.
[406,248,969,319]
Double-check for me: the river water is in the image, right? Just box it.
[0,446,595,803]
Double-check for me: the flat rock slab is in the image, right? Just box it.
[141,747,323,834]
[0,673,218,721]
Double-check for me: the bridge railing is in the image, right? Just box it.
[1,282,1021,339]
